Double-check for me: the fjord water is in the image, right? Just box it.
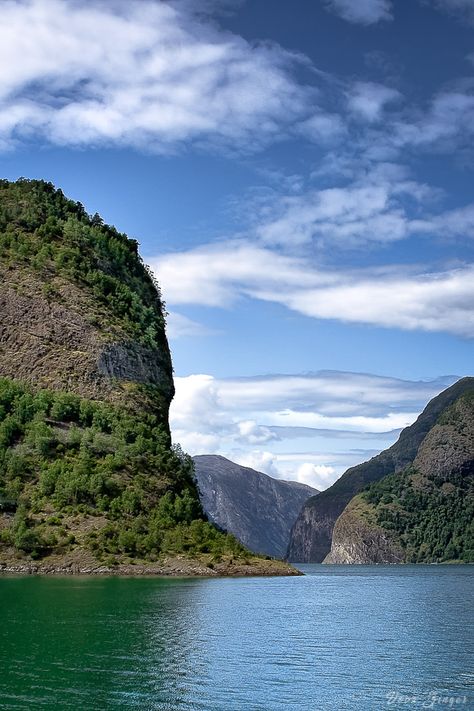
[1,566,473,710]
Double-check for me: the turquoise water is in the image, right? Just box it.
[1,565,473,710]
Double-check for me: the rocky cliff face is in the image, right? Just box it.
[193,455,318,558]
[0,268,174,411]
[324,385,474,564]
[287,377,474,562]
[323,497,404,564]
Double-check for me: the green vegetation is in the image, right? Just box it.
[0,377,247,563]
[0,179,167,350]
[363,467,474,563]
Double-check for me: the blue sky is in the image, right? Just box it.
[1,0,473,487]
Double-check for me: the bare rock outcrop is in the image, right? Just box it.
[323,497,404,564]
[194,455,318,558]
[0,267,174,407]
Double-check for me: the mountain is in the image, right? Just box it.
[287,377,474,563]
[0,179,296,576]
[325,386,474,563]
[193,455,318,557]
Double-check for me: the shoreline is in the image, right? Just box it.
[0,556,302,578]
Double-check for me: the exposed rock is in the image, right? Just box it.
[193,455,318,558]
[97,342,174,398]
[0,267,174,407]
[323,497,404,564]
[413,395,474,480]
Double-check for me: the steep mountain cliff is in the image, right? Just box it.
[325,387,474,563]
[0,179,296,576]
[287,377,474,562]
[193,455,318,557]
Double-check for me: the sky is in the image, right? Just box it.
[1,0,473,488]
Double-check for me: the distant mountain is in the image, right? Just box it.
[287,377,474,563]
[193,455,318,558]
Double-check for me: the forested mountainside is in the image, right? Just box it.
[325,386,474,563]
[0,179,295,576]
[287,378,474,563]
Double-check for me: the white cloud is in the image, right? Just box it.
[348,82,401,122]
[0,0,471,162]
[430,203,474,238]
[170,371,457,489]
[255,185,413,248]
[294,463,336,489]
[246,164,440,249]
[392,90,474,150]
[237,420,279,444]
[0,0,316,152]
[297,112,347,142]
[153,240,474,337]
[232,454,337,490]
[151,241,321,306]
[166,311,216,339]
[213,372,454,416]
[234,451,280,477]
[263,265,474,337]
[323,0,393,25]
[256,409,416,432]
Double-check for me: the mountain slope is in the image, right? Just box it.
[0,179,296,575]
[287,377,474,562]
[194,455,318,557]
[325,388,474,563]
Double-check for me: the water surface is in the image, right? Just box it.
[1,565,473,710]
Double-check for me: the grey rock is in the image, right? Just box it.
[97,342,174,399]
[193,455,318,558]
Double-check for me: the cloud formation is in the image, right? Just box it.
[0,0,472,165]
[170,371,456,488]
[323,0,393,25]
[348,82,401,122]
[254,165,436,247]
[166,311,217,339]
[392,90,474,151]
[152,239,474,338]
[0,0,314,152]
